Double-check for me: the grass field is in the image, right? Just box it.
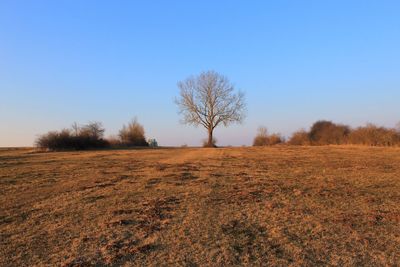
[1,146,400,266]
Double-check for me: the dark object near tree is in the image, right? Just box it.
[36,122,109,151]
[176,70,246,147]
[202,137,217,148]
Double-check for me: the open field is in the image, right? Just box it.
[1,147,400,266]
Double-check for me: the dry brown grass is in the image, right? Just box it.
[1,147,400,266]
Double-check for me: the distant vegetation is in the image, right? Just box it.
[253,127,284,146]
[35,122,109,151]
[118,118,149,147]
[36,119,149,151]
[287,129,310,146]
[254,120,400,147]
[32,69,399,150]
[36,118,399,151]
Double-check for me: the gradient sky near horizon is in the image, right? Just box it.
[1,1,400,147]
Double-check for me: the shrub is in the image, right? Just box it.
[119,118,149,147]
[348,124,400,146]
[36,122,109,151]
[309,120,350,145]
[203,137,217,147]
[269,133,284,145]
[253,127,269,146]
[287,121,400,147]
[253,127,284,146]
[288,130,310,145]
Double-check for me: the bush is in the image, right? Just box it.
[288,130,310,145]
[203,137,217,147]
[309,120,350,145]
[119,118,149,147]
[36,122,109,151]
[348,124,400,146]
[253,127,284,146]
[268,133,284,145]
[253,127,268,146]
[287,121,400,147]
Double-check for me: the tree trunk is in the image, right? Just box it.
[207,129,215,147]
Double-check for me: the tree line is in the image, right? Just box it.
[35,71,398,150]
[36,118,150,151]
[253,120,400,147]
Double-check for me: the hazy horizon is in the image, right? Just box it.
[1,1,400,147]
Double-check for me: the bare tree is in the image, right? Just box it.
[71,122,80,136]
[176,71,246,147]
[80,122,105,139]
[257,127,268,138]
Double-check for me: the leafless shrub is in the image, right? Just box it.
[79,122,105,140]
[119,118,149,147]
[348,124,400,146]
[268,133,284,145]
[253,127,269,146]
[253,127,284,146]
[309,120,350,145]
[287,121,400,147]
[288,130,310,145]
[35,122,109,151]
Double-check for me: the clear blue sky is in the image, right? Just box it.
[1,1,399,147]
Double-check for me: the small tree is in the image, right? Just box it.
[176,71,246,147]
